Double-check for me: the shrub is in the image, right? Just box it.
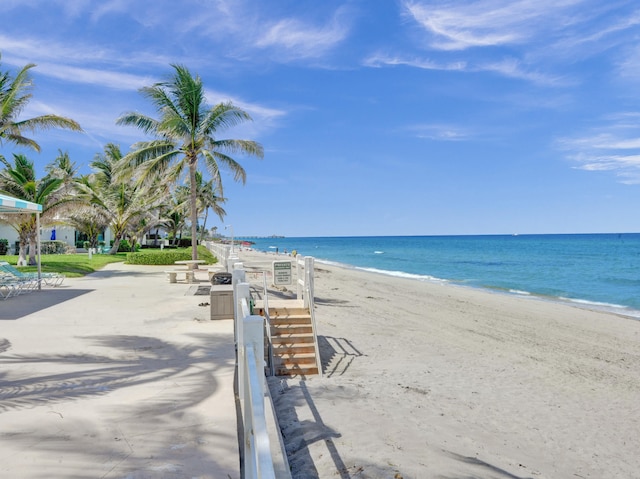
[125,246,217,265]
[0,238,8,255]
[41,240,67,255]
[115,239,140,253]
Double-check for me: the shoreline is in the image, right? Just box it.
[265,251,640,322]
[246,233,640,315]
[238,248,640,478]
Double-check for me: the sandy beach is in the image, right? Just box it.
[238,249,640,479]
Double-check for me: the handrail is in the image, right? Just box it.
[236,279,290,479]
[303,257,323,378]
[262,271,275,376]
[242,322,276,479]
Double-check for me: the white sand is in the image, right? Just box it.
[238,249,640,479]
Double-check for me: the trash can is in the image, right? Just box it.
[211,272,232,285]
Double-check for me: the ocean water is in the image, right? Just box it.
[244,234,640,318]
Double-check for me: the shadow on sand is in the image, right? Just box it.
[268,377,348,479]
[318,335,364,378]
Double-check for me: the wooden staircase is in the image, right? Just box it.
[254,303,320,377]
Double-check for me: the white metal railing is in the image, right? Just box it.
[295,256,323,377]
[203,241,231,269]
[241,314,275,479]
[234,265,291,479]
[262,272,275,376]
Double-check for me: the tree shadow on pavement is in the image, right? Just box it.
[0,331,239,478]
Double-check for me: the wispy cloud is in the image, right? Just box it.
[364,52,566,86]
[557,115,640,184]
[37,63,154,91]
[364,53,466,71]
[386,1,640,86]
[255,14,349,60]
[402,0,584,51]
[406,123,473,141]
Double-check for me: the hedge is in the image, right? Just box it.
[125,246,218,265]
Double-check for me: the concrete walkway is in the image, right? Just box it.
[0,262,239,479]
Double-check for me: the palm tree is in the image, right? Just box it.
[0,53,82,152]
[66,206,110,250]
[80,143,167,254]
[0,153,79,264]
[195,171,226,241]
[116,64,263,260]
[175,170,226,242]
[165,192,189,246]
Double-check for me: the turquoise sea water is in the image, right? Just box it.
[244,234,640,318]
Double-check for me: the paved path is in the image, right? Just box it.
[0,262,239,479]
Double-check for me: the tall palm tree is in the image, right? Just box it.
[0,53,82,152]
[116,64,263,260]
[0,153,79,264]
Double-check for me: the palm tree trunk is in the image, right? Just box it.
[199,208,209,242]
[28,237,37,265]
[189,161,199,261]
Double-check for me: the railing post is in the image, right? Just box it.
[232,267,246,347]
[244,316,265,396]
[296,255,303,300]
[236,281,250,403]
[227,254,239,273]
[304,256,313,309]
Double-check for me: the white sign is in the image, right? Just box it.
[272,261,292,285]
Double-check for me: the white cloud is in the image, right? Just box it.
[558,117,640,182]
[36,62,154,91]
[407,124,472,141]
[364,52,565,86]
[363,53,466,71]
[203,88,287,137]
[389,0,640,87]
[255,13,350,61]
[402,0,584,51]
[481,58,570,86]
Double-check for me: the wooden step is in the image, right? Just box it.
[274,352,317,365]
[271,325,313,335]
[275,365,319,377]
[269,308,310,318]
[269,315,311,325]
[271,344,317,355]
[271,335,315,346]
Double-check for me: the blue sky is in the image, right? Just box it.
[2,0,640,237]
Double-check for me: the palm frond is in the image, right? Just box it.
[14,114,82,133]
[115,112,159,136]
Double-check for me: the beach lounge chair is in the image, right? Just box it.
[0,274,20,299]
[0,261,65,287]
[0,272,38,299]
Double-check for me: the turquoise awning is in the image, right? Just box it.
[0,193,43,213]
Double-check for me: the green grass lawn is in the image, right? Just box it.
[1,253,129,277]
[1,246,218,278]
